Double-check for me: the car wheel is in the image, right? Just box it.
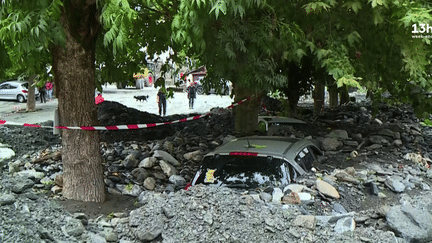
[17,95,26,103]
[196,86,204,95]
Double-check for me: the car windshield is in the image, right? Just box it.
[195,155,286,188]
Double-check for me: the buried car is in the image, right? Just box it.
[190,136,322,189]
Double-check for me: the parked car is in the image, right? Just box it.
[190,136,322,189]
[258,116,309,133]
[0,81,40,103]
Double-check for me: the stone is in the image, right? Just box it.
[282,192,301,204]
[293,215,316,230]
[122,154,138,169]
[8,161,20,173]
[51,185,62,194]
[316,179,340,199]
[136,225,163,242]
[101,228,118,242]
[169,175,186,187]
[259,192,272,203]
[378,129,395,138]
[271,187,284,203]
[159,160,178,177]
[183,150,201,161]
[116,184,143,197]
[144,177,156,190]
[369,135,389,144]
[62,216,86,237]
[333,203,348,214]
[334,217,356,234]
[327,130,349,140]
[344,140,359,147]
[385,177,405,193]
[17,169,45,180]
[54,173,64,187]
[86,232,107,243]
[131,168,149,182]
[153,150,180,166]
[0,147,15,163]
[284,184,305,193]
[334,170,360,184]
[12,178,35,193]
[386,204,432,242]
[0,194,16,206]
[393,140,403,147]
[138,157,157,168]
[421,183,431,190]
[297,192,312,201]
[321,137,342,151]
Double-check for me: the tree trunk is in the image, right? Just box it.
[328,85,338,108]
[233,83,261,136]
[52,2,105,202]
[339,85,349,105]
[26,75,36,111]
[314,82,325,116]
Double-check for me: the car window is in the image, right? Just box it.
[195,155,285,188]
[0,84,6,89]
[294,147,316,171]
[22,83,28,89]
[8,84,17,89]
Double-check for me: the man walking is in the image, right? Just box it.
[157,88,167,116]
[39,84,47,103]
[187,81,197,109]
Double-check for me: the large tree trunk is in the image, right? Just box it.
[233,83,261,136]
[26,75,36,111]
[314,82,325,116]
[328,84,338,108]
[52,2,105,202]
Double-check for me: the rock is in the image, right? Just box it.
[0,194,16,206]
[0,147,15,163]
[393,140,403,147]
[100,228,118,242]
[51,185,62,194]
[421,183,431,190]
[327,130,349,140]
[259,192,272,203]
[61,216,86,237]
[297,192,312,201]
[168,175,186,187]
[321,137,342,151]
[183,150,201,161]
[271,187,283,203]
[379,129,395,138]
[369,135,389,144]
[334,217,356,234]
[12,178,34,194]
[143,177,156,190]
[86,232,107,243]
[122,154,138,169]
[131,168,149,182]
[333,203,348,214]
[17,169,45,180]
[8,161,20,173]
[153,150,180,166]
[138,157,157,168]
[281,192,301,204]
[334,170,360,184]
[159,160,178,177]
[284,184,305,193]
[292,215,316,230]
[386,204,432,242]
[316,179,340,199]
[116,184,143,197]
[385,177,406,193]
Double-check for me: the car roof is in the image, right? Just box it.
[258,116,306,125]
[206,136,319,158]
[2,80,28,84]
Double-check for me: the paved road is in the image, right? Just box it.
[0,99,58,124]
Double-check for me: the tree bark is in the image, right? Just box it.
[26,75,36,111]
[328,85,338,108]
[52,1,105,202]
[339,85,349,105]
[314,82,325,116]
[233,83,261,136]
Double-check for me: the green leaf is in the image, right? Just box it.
[342,1,362,14]
[347,31,361,46]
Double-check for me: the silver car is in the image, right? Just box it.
[191,136,322,189]
[0,81,40,103]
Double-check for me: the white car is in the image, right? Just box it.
[0,81,40,103]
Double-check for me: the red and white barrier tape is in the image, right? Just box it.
[0,95,254,130]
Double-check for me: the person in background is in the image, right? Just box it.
[187,81,197,109]
[157,87,167,116]
[45,80,53,101]
[39,84,47,103]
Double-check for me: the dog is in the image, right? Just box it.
[134,95,149,102]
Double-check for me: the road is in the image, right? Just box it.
[0,84,233,125]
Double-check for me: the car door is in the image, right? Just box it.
[8,83,19,100]
[0,83,12,100]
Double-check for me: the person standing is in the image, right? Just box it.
[187,81,197,109]
[157,88,167,116]
[45,80,53,101]
[39,84,47,103]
